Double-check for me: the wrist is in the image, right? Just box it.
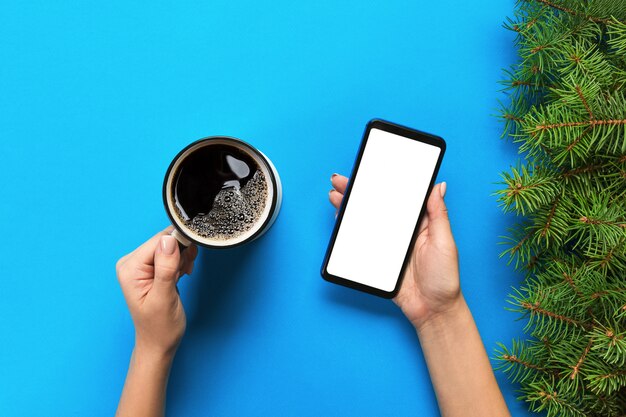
[134,340,178,365]
[127,343,175,387]
[412,293,468,335]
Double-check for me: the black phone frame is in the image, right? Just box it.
[320,119,446,299]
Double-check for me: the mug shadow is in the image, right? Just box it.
[166,241,263,413]
[184,244,258,331]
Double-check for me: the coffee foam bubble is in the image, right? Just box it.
[184,170,268,241]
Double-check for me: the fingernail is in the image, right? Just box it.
[161,235,176,255]
[329,189,335,195]
[440,182,447,198]
[331,173,337,182]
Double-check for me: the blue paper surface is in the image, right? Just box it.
[0,0,531,415]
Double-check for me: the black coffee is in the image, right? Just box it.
[172,144,269,241]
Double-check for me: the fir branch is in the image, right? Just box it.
[535,118,626,131]
[561,162,602,177]
[528,0,617,25]
[607,19,626,55]
[525,379,587,417]
[503,354,546,371]
[504,112,524,122]
[568,195,626,257]
[586,368,626,396]
[497,1,626,414]
[496,339,559,383]
[578,216,624,227]
[500,223,537,268]
[540,198,560,237]
[575,85,594,119]
[497,164,560,215]
[591,324,626,367]
[531,0,578,20]
[512,231,533,255]
[599,247,614,269]
[564,126,591,154]
[570,338,594,379]
[520,299,593,330]
[562,271,583,297]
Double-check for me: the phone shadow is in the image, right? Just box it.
[321,280,404,319]
[320,209,404,321]
[319,245,420,353]
[319,191,404,319]
[166,241,264,414]
[320,275,431,395]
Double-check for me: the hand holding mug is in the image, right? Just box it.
[116,227,198,358]
[329,174,461,330]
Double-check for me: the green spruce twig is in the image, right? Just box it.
[496,1,626,416]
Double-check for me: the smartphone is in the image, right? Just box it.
[321,119,446,298]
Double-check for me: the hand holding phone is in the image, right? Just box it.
[329,175,460,328]
[322,119,447,299]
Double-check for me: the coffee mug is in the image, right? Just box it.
[163,136,282,249]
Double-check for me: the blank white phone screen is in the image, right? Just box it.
[326,128,441,292]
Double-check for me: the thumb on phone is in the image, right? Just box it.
[426,183,453,243]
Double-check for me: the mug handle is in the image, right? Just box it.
[171,228,192,252]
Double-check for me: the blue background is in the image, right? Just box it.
[0,1,531,416]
